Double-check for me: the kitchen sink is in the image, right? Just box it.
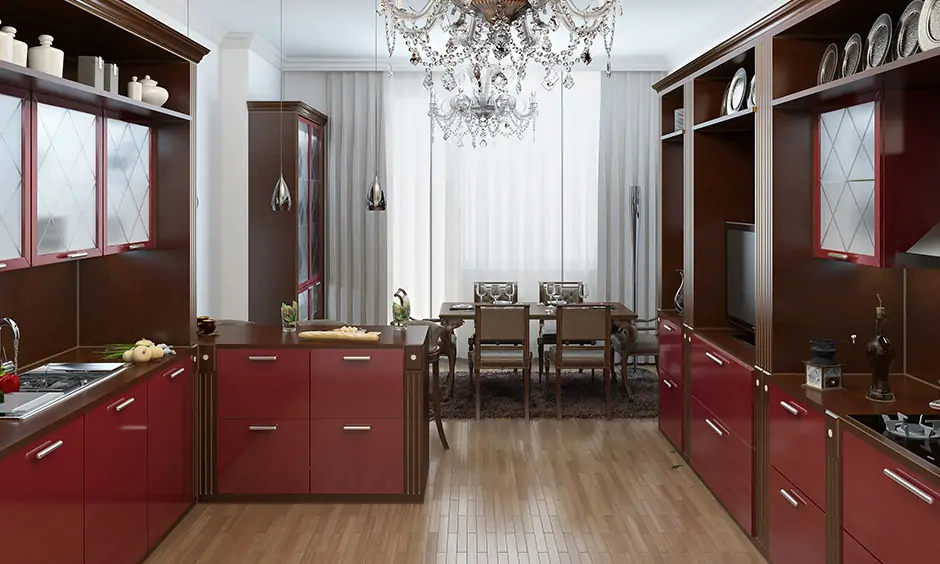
[0,362,128,420]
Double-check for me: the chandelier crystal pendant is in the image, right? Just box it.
[429,65,537,147]
[379,0,622,91]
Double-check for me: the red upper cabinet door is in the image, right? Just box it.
[218,349,310,419]
[85,381,149,564]
[768,467,825,564]
[0,87,31,272]
[0,417,84,564]
[658,317,683,384]
[768,385,827,509]
[32,99,103,265]
[689,334,753,446]
[147,358,194,548]
[104,117,154,254]
[842,429,940,564]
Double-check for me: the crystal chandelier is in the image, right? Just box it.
[379,0,622,91]
[429,65,537,147]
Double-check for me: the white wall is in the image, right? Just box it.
[248,50,282,101]
[285,72,329,111]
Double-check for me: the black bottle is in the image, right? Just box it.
[866,294,895,402]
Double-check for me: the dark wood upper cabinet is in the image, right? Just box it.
[248,101,328,325]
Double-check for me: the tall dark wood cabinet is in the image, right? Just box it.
[247,101,328,325]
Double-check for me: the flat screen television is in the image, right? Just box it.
[726,222,756,339]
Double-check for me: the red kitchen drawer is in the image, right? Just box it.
[690,397,753,535]
[690,334,753,446]
[217,419,309,494]
[658,370,683,451]
[842,429,939,564]
[310,349,403,419]
[659,317,683,385]
[310,419,404,494]
[768,384,826,509]
[843,531,881,564]
[769,467,825,564]
[218,349,310,419]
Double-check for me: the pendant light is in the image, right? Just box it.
[367,4,386,212]
[271,0,292,211]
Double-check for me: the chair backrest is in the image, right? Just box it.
[472,281,519,303]
[556,304,611,346]
[538,281,583,304]
[474,304,529,352]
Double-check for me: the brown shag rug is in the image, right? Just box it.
[438,367,658,419]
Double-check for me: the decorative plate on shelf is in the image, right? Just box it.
[919,0,940,50]
[719,81,731,116]
[746,75,756,109]
[896,1,924,59]
[842,33,863,78]
[866,14,894,68]
[727,68,748,113]
[818,43,839,84]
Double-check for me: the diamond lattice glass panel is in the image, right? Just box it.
[36,103,98,255]
[818,103,876,255]
[297,121,309,285]
[0,93,23,261]
[310,128,321,281]
[298,287,309,321]
[107,119,151,246]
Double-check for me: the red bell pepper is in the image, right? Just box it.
[0,373,20,394]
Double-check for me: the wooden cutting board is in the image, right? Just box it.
[298,330,381,342]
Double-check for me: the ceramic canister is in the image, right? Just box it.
[139,75,169,107]
[127,76,143,101]
[27,34,64,77]
[0,27,27,66]
[0,22,13,64]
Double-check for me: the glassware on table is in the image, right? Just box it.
[579,282,589,302]
[476,282,487,303]
[505,283,515,303]
[489,284,501,303]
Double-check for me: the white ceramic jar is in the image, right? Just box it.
[0,26,27,66]
[0,22,13,64]
[128,76,142,101]
[139,75,169,107]
[27,34,64,77]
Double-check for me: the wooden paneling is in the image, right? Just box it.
[661,138,684,311]
[755,41,774,371]
[906,268,940,383]
[0,262,77,367]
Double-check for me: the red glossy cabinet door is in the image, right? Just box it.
[843,531,881,564]
[85,381,149,564]
[658,371,683,451]
[310,419,404,494]
[842,429,939,564]
[768,385,826,509]
[310,350,403,419]
[690,397,753,535]
[690,335,753,446]
[148,359,194,548]
[769,467,825,564]
[0,417,84,564]
[658,318,683,384]
[218,349,310,419]
[218,419,310,494]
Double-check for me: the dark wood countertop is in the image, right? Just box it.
[0,348,190,463]
[693,328,757,369]
[658,309,684,327]
[197,324,429,349]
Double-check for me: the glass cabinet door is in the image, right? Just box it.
[310,123,325,319]
[0,91,27,270]
[34,102,100,263]
[105,118,152,252]
[297,119,310,285]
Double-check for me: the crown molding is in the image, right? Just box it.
[220,32,285,69]
[282,55,667,73]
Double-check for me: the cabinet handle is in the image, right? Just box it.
[662,324,675,331]
[35,440,64,460]
[664,380,674,389]
[883,469,935,505]
[113,398,135,412]
[248,356,278,361]
[168,367,185,380]
[779,489,800,508]
[128,243,146,250]
[827,252,849,261]
[249,425,278,432]
[0,263,6,269]
[343,425,372,432]
[705,352,724,366]
[343,356,372,361]
[64,252,88,260]
[705,419,724,437]
[779,401,801,416]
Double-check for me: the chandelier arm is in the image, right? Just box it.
[555,0,620,20]
[379,0,443,22]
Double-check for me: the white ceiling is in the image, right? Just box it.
[189,0,789,69]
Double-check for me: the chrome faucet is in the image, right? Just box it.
[0,317,20,375]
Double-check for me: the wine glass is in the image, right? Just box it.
[489,283,501,303]
[476,282,487,303]
[547,282,559,304]
[579,282,589,302]
[505,283,515,303]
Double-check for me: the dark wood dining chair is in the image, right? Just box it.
[468,281,519,376]
[611,318,658,400]
[536,281,584,384]
[405,319,449,449]
[545,304,613,419]
[473,304,532,420]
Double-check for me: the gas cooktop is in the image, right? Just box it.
[850,413,940,470]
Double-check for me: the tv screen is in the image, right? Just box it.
[726,222,756,332]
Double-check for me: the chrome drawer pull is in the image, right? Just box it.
[35,440,64,460]
[342,356,372,361]
[705,419,723,437]
[827,252,849,260]
[779,401,800,416]
[248,356,278,361]
[705,352,724,366]
[343,425,372,432]
[780,489,800,508]
[168,367,185,380]
[884,469,935,505]
[248,425,278,432]
[128,243,146,250]
[64,252,88,259]
[0,263,6,269]
[662,324,675,331]
[114,398,135,412]
[663,380,674,389]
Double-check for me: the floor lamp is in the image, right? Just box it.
[630,185,640,312]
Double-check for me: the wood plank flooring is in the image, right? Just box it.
[146,419,765,564]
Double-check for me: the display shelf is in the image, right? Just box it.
[692,107,755,132]
[661,130,684,142]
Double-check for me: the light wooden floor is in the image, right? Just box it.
[146,419,765,564]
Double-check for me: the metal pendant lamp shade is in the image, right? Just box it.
[271,173,292,211]
[270,0,291,212]
[367,174,386,211]
[367,4,387,212]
